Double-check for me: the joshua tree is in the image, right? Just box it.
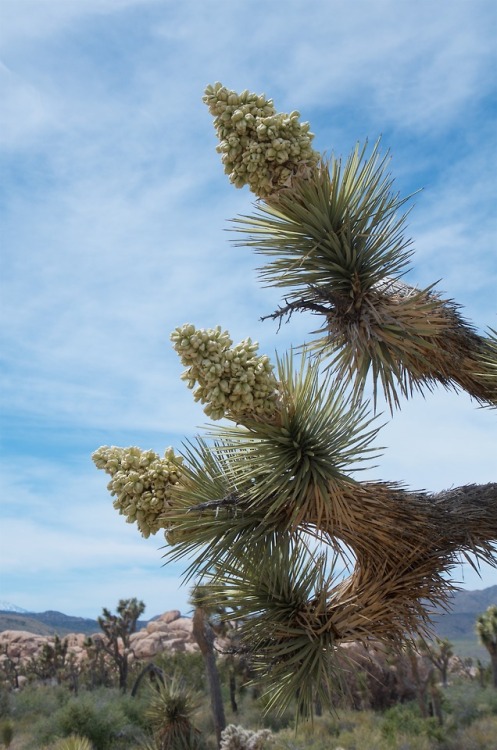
[97,597,145,692]
[93,83,497,719]
[0,645,22,690]
[25,634,69,685]
[418,637,454,688]
[476,605,497,688]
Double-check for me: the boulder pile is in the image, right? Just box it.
[0,610,197,670]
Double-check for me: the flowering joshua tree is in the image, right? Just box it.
[93,83,497,718]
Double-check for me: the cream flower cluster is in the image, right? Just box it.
[203,82,318,197]
[92,445,183,538]
[170,323,279,421]
[220,724,273,750]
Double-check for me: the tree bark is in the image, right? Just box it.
[192,607,226,748]
[490,651,497,689]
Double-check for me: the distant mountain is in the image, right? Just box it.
[0,609,150,637]
[0,613,68,637]
[431,584,497,641]
[0,601,29,614]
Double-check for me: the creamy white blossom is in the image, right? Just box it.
[170,323,279,421]
[92,445,183,538]
[203,82,319,197]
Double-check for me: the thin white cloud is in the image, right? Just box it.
[269,2,496,132]
[0,0,160,48]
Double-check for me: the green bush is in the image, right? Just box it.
[444,682,497,728]
[271,712,358,750]
[447,715,497,750]
[55,695,121,744]
[118,691,150,730]
[30,689,145,750]
[0,690,10,720]
[155,652,206,694]
[7,671,497,750]
[11,683,69,719]
[0,719,14,749]
[381,702,446,745]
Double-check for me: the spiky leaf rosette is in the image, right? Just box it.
[203,82,319,198]
[92,446,184,538]
[162,352,381,578]
[162,437,292,579]
[144,674,202,750]
[232,143,497,408]
[234,141,414,296]
[51,737,94,750]
[205,351,381,527]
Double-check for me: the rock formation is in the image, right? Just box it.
[0,610,197,670]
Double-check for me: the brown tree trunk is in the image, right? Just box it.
[192,607,226,747]
[490,651,497,689]
[229,668,238,713]
[407,650,433,719]
[430,681,444,725]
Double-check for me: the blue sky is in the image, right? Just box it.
[0,0,496,619]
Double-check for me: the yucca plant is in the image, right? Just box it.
[50,736,93,750]
[144,675,203,750]
[93,82,497,721]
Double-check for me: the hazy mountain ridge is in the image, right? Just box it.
[0,609,151,637]
[437,585,497,615]
[429,584,496,641]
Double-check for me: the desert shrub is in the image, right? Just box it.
[381,702,446,745]
[32,688,142,750]
[271,712,359,750]
[0,719,14,748]
[445,715,497,750]
[444,682,497,728]
[118,690,150,729]
[251,695,294,733]
[55,692,126,745]
[0,689,10,720]
[11,683,69,719]
[155,652,206,694]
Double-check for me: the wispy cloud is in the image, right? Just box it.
[0,457,190,616]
